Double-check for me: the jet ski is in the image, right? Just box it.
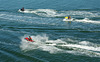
[25,37,34,42]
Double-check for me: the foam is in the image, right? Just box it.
[59,44,100,52]
[79,41,90,45]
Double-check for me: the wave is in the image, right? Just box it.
[20,34,100,57]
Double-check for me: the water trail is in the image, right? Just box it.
[18,9,99,18]
[75,18,100,24]
[18,9,60,17]
[20,34,100,57]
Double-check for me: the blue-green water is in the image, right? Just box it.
[0,0,100,62]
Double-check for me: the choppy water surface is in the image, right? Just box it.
[0,0,100,62]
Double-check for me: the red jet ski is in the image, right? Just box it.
[25,37,34,42]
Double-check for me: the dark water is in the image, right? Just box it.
[0,0,100,62]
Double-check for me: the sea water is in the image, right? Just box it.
[0,0,100,62]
